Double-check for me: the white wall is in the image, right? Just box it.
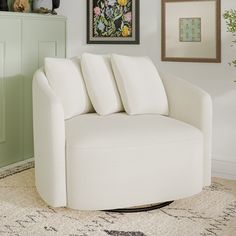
[58,0,161,61]
[58,0,236,179]
[58,0,235,79]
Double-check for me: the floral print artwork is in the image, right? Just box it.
[92,0,133,38]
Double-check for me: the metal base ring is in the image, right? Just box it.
[105,201,174,213]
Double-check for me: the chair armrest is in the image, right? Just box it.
[160,71,212,186]
[32,69,66,207]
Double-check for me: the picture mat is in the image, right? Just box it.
[165,1,216,58]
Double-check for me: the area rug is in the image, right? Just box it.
[0,168,235,236]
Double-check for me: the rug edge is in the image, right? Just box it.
[0,161,34,180]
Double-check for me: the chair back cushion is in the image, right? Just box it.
[111,54,169,115]
[44,57,93,119]
[81,53,123,115]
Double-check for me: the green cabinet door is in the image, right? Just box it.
[0,18,23,167]
[22,17,66,160]
[0,12,66,168]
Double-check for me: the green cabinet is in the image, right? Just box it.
[0,12,66,168]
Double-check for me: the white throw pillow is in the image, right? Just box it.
[111,54,169,115]
[44,57,93,119]
[81,53,123,115]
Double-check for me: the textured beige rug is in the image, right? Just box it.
[0,168,236,236]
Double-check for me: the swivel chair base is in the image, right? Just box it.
[106,201,174,213]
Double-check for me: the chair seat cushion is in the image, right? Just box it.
[65,113,202,149]
[65,113,204,210]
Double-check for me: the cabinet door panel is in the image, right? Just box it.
[0,42,6,144]
[22,19,66,159]
[0,18,23,167]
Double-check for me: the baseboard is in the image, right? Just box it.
[212,158,236,180]
[0,158,34,179]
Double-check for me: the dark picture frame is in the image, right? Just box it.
[87,0,140,44]
[161,0,221,63]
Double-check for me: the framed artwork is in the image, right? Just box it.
[87,0,140,44]
[161,0,221,62]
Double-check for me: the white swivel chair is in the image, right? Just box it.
[32,59,212,211]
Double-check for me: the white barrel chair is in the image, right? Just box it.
[33,64,212,211]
